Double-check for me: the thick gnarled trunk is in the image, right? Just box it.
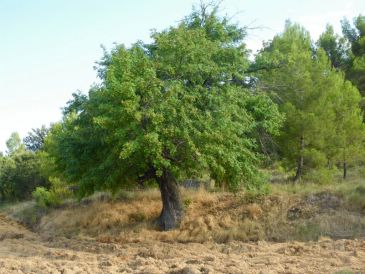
[157,170,183,230]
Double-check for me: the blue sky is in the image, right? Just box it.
[0,0,364,152]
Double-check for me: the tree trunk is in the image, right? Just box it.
[157,170,183,230]
[294,135,304,183]
[343,161,347,180]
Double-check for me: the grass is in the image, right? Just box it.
[1,171,365,243]
[272,177,365,213]
[0,200,48,228]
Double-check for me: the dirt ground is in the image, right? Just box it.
[0,214,364,274]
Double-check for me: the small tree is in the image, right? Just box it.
[23,125,49,152]
[0,132,49,201]
[342,15,365,97]
[48,4,282,230]
[6,132,22,155]
[331,80,365,179]
[0,149,47,201]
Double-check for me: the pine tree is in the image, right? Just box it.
[317,24,349,70]
[342,15,365,96]
[255,22,362,182]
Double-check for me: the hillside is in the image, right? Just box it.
[1,185,365,273]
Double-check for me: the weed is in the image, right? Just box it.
[183,198,192,209]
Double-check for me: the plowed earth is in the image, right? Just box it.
[0,214,364,274]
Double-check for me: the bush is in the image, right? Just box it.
[48,177,72,200]
[303,168,336,184]
[32,177,72,208]
[32,187,53,208]
[0,150,48,201]
[183,198,192,208]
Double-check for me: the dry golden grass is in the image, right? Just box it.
[4,180,365,244]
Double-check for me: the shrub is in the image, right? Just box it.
[302,168,336,184]
[183,198,192,209]
[32,177,72,208]
[48,177,72,200]
[32,187,53,208]
[0,150,48,201]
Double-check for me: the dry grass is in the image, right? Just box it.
[2,180,365,244]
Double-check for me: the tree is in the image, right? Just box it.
[0,156,15,201]
[0,132,49,201]
[23,125,50,152]
[317,24,349,70]
[62,91,88,116]
[331,80,365,179]
[48,3,283,230]
[342,15,365,96]
[6,132,22,155]
[0,146,47,201]
[255,22,356,182]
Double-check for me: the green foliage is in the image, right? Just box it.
[0,132,50,202]
[255,22,364,179]
[32,177,72,208]
[6,132,22,155]
[0,148,47,201]
[183,198,192,209]
[62,91,88,115]
[48,5,283,197]
[317,24,349,70]
[330,80,365,169]
[342,15,365,96]
[23,125,49,152]
[302,168,336,185]
[32,187,53,208]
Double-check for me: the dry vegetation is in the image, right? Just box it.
[1,209,364,273]
[1,179,365,273]
[12,181,362,244]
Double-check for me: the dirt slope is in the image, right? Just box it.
[0,213,364,274]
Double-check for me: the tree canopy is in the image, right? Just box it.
[255,22,365,181]
[47,3,283,229]
[341,15,365,96]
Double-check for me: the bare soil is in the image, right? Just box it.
[1,213,364,274]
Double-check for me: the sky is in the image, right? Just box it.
[0,0,364,152]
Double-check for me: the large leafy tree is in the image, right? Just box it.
[48,4,283,230]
